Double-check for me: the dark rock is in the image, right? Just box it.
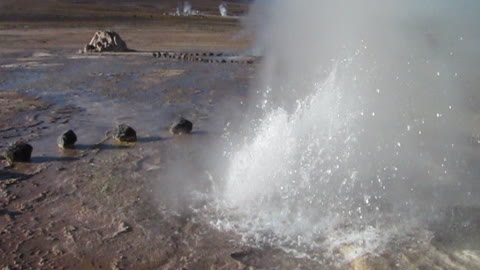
[3,141,33,164]
[57,130,77,149]
[169,117,193,135]
[231,251,253,262]
[113,124,137,142]
[84,44,95,52]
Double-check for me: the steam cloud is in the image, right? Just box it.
[216,0,480,257]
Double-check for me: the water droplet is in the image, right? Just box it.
[364,195,370,205]
[376,88,380,94]
[436,72,440,76]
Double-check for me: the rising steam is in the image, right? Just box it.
[214,0,480,258]
[219,3,228,17]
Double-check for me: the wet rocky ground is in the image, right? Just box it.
[0,37,255,269]
[1,20,480,270]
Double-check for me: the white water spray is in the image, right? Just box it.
[215,0,480,258]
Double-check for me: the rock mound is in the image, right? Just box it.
[169,117,193,135]
[57,130,77,149]
[83,30,128,53]
[113,124,137,142]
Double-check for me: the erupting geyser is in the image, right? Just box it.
[213,0,480,260]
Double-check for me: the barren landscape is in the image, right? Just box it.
[1,1,480,270]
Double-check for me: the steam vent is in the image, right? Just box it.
[82,30,128,53]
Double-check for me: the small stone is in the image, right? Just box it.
[113,124,137,142]
[57,130,77,149]
[3,141,33,164]
[169,117,193,135]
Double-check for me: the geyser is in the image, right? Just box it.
[214,0,480,259]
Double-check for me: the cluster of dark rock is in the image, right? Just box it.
[81,30,129,53]
[154,51,229,58]
[2,118,193,165]
[152,51,255,64]
[78,31,258,65]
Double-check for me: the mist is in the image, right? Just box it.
[213,0,480,257]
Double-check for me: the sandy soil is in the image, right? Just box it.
[1,4,480,270]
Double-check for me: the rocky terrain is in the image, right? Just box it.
[1,1,480,269]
